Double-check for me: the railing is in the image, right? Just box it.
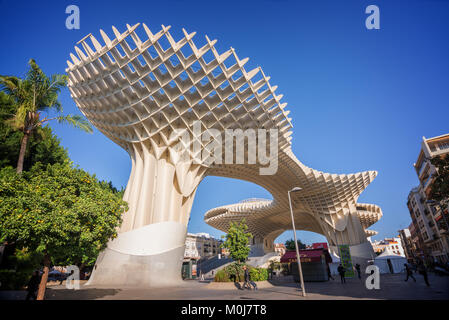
[438,142,449,151]
[422,175,433,190]
[418,160,429,178]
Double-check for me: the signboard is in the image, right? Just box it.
[338,245,354,278]
[287,257,312,263]
[312,242,328,249]
[192,263,197,277]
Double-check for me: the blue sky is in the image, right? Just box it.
[1,0,448,245]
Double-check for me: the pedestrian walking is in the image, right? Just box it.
[337,264,346,284]
[417,261,430,286]
[327,264,334,280]
[249,276,258,290]
[404,263,416,282]
[25,271,41,300]
[355,263,361,279]
[242,265,251,290]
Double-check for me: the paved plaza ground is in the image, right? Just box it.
[1,273,448,300]
[37,273,449,300]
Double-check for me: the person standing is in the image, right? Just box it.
[25,271,41,300]
[418,261,430,286]
[242,265,251,290]
[404,263,416,282]
[337,264,346,284]
[268,266,273,280]
[355,264,361,280]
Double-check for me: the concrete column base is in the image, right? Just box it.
[86,221,186,288]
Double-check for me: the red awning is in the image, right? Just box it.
[280,249,326,263]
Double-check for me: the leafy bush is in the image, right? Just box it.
[224,262,244,282]
[6,247,43,273]
[269,261,281,271]
[0,270,30,290]
[214,262,268,282]
[250,267,269,281]
[214,269,232,282]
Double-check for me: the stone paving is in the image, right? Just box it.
[37,273,449,300]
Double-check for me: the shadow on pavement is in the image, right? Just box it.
[268,273,449,300]
[45,287,121,300]
[234,282,243,290]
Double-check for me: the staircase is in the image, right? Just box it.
[197,252,279,280]
[246,252,279,268]
[197,256,233,279]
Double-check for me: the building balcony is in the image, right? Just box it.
[418,161,430,179]
[422,175,434,193]
[431,206,438,215]
[437,220,448,233]
[430,144,449,157]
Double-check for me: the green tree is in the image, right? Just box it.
[0,59,92,173]
[0,163,128,299]
[221,219,252,263]
[0,95,69,169]
[285,238,306,251]
[429,154,449,206]
[429,154,449,229]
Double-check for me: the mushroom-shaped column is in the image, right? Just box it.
[66,23,292,287]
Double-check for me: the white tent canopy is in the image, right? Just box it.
[374,248,407,274]
[328,251,341,276]
[330,251,341,263]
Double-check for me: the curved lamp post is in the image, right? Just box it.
[288,187,306,297]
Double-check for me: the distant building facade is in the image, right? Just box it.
[398,228,416,260]
[406,134,449,264]
[274,243,286,256]
[371,237,405,256]
[312,242,329,250]
[184,233,223,259]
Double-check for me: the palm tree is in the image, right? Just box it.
[0,59,92,173]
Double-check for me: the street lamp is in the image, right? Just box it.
[288,186,306,297]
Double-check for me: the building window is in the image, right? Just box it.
[439,141,449,150]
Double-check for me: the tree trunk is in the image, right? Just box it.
[37,254,50,300]
[79,262,85,280]
[16,131,30,173]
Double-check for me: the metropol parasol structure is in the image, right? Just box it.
[66,23,382,287]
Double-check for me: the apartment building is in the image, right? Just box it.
[398,228,416,261]
[406,134,449,264]
[371,237,405,256]
[184,232,223,259]
[274,243,286,256]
